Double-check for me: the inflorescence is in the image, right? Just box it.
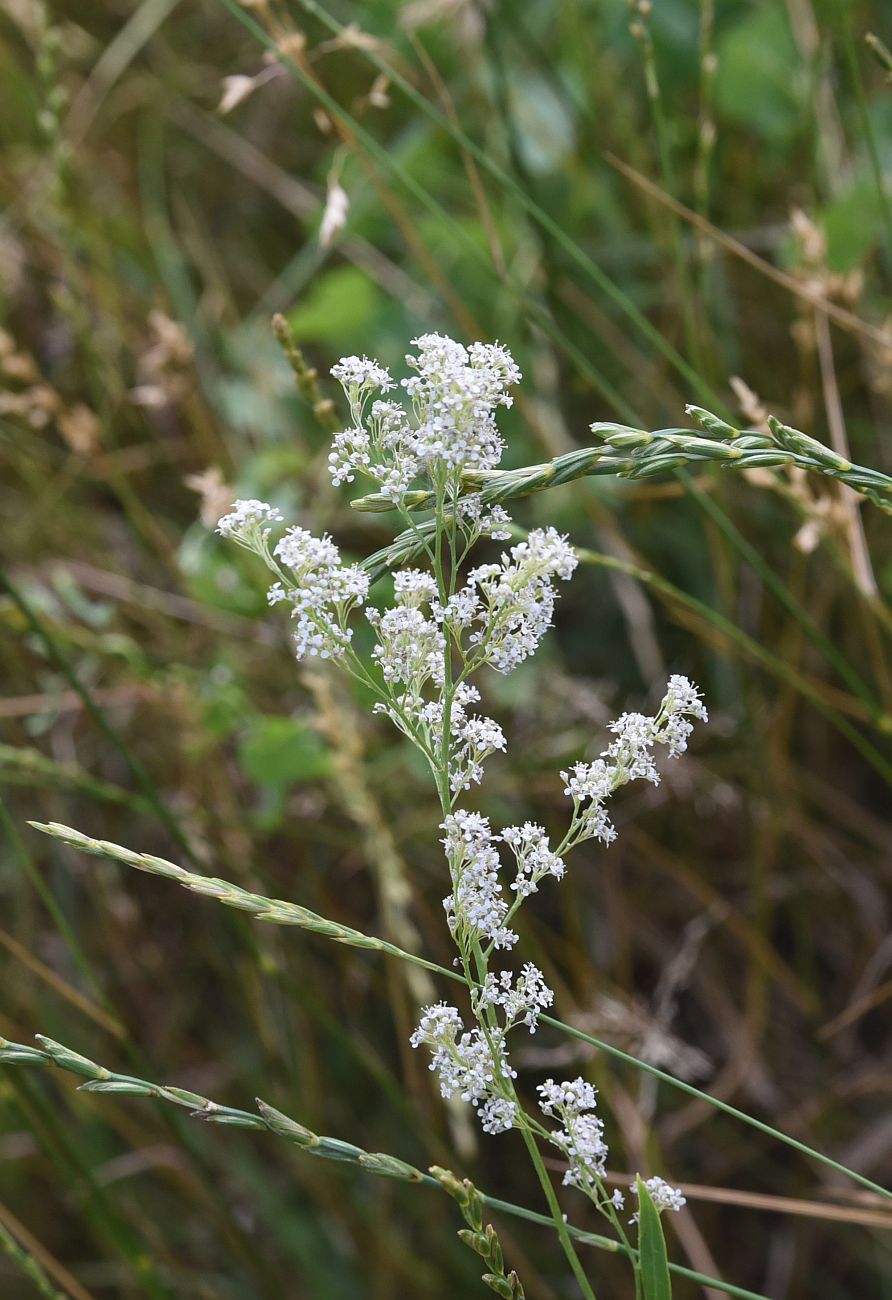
[217,332,703,1233]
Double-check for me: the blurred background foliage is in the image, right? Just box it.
[1,0,892,1296]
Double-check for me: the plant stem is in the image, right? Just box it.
[516,1120,599,1300]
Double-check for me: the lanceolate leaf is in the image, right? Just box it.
[637,1178,673,1300]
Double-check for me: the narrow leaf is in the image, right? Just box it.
[637,1178,672,1300]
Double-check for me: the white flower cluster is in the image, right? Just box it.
[366,604,445,687]
[538,1076,609,1192]
[479,962,554,1033]
[439,527,578,674]
[216,501,369,662]
[563,675,707,845]
[365,566,446,691]
[501,822,566,898]
[659,674,709,755]
[216,498,283,548]
[456,494,513,542]
[410,965,555,1133]
[328,334,521,505]
[442,810,517,950]
[409,1001,518,1134]
[631,1176,687,1220]
[269,526,369,660]
[217,339,708,1251]
[329,355,395,397]
[446,704,507,793]
[401,333,521,475]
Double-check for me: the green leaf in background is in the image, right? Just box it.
[505,73,575,175]
[287,265,383,347]
[715,6,802,146]
[237,715,331,788]
[636,1177,672,1300]
[820,179,884,272]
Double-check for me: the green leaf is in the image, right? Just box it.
[636,1178,672,1300]
[715,8,802,146]
[505,73,575,175]
[237,716,331,788]
[821,180,884,272]
[287,266,383,347]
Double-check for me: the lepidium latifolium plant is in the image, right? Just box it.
[14,331,891,1295]
[215,334,706,1298]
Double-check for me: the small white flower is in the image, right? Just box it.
[393,569,439,607]
[502,822,565,897]
[561,677,707,848]
[331,355,395,393]
[216,498,282,542]
[631,1176,686,1222]
[479,963,554,1032]
[441,810,517,950]
[328,427,371,486]
[410,1001,517,1133]
[537,1076,608,1190]
[368,605,445,688]
[462,528,578,674]
[270,526,369,660]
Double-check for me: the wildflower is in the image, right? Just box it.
[501,822,566,898]
[659,674,708,756]
[538,1077,609,1191]
[562,675,707,846]
[216,498,282,547]
[271,526,369,660]
[393,569,439,607]
[479,1095,518,1134]
[367,605,445,688]
[479,963,554,1032]
[456,494,513,541]
[441,811,517,950]
[328,427,371,486]
[410,1001,517,1132]
[464,528,578,673]
[606,712,661,784]
[330,355,395,394]
[401,333,521,476]
[448,713,507,792]
[631,1176,686,1221]
[326,333,521,496]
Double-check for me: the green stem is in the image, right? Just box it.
[516,1119,599,1300]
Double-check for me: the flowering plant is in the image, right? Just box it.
[9,328,889,1297]
[216,333,707,1296]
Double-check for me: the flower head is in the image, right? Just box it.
[538,1077,609,1191]
[441,810,517,950]
[271,526,369,660]
[562,676,708,847]
[216,498,282,547]
[632,1176,686,1221]
[410,1001,517,1133]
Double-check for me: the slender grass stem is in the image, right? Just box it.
[0,1033,772,1300]
[28,819,892,1205]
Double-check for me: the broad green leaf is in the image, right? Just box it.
[636,1178,672,1300]
[238,716,331,787]
[715,8,802,145]
[287,266,383,347]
